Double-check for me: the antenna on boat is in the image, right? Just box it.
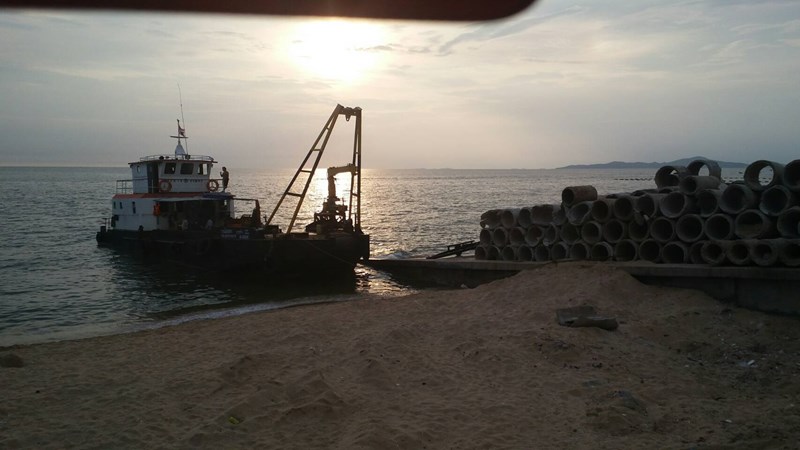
[170,84,189,157]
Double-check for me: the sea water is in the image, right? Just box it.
[0,166,743,346]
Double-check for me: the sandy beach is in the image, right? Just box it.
[2,262,799,449]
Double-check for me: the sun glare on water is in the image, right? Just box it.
[286,19,388,83]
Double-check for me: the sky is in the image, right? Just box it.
[1,0,799,169]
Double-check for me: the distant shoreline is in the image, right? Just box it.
[557,156,747,170]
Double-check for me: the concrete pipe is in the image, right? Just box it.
[779,239,800,267]
[720,183,758,215]
[569,241,590,261]
[759,185,797,216]
[500,208,522,228]
[734,209,777,239]
[603,219,627,243]
[525,225,545,246]
[658,186,681,194]
[509,227,527,246]
[660,192,696,219]
[649,216,676,243]
[487,245,502,261]
[517,207,534,228]
[560,222,582,245]
[613,195,636,222]
[632,189,658,196]
[591,198,616,223]
[687,158,723,179]
[744,160,784,192]
[614,239,639,262]
[784,159,800,192]
[492,227,509,246]
[704,213,735,240]
[590,242,614,261]
[748,239,780,267]
[551,242,570,261]
[518,245,534,262]
[726,240,752,266]
[567,201,593,225]
[635,193,666,218]
[475,245,489,260]
[676,214,705,243]
[696,189,723,217]
[562,185,598,207]
[662,241,689,264]
[552,205,568,226]
[501,245,519,261]
[777,206,800,238]
[628,215,650,242]
[479,228,493,246]
[531,204,560,225]
[680,175,723,196]
[534,244,551,262]
[654,165,689,189]
[580,220,604,244]
[480,209,502,229]
[689,240,706,264]
[639,239,662,262]
[543,224,561,246]
[700,240,730,266]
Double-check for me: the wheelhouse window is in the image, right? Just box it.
[197,163,206,175]
[132,201,136,214]
[164,163,176,175]
[180,163,194,175]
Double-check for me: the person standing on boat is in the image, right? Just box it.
[220,167,230,192]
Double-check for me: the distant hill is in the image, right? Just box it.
[557,156,747,169]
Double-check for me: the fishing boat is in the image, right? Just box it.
[96,104,370,276]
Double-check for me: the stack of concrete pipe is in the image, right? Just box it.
[475,158,800,267]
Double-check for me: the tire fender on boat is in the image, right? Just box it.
[159,180,172,192]
[207,179,220,192]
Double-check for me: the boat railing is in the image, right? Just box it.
[115,180,133,194]
[139,154,216,162]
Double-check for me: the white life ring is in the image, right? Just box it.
[207,179,220,192]
[159,180,172,192]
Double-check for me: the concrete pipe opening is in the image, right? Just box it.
[569,241,590,260]
[687,159,722,179]
[779,239,800,267]
[552,205,567,226]
[679,175,722,196]
[727,240,751,266]
[560,222,581,245]
[613,195,636,221]
[562,185,598,207]
[660,192,695,219]
[654,165,689,189]
[591,198,615,223]
[487,246,501,261]
[676,214,705,243]
[500,208,521,228]
[567,201,593,226]
[628,217,650,242]
[534,244,551,262]
[749,239,780,267]
[518,245,534,261]
[525,225,544,246]
[777,206,800,238]
[501,245,519,261]
[689,240,706,264]
[696,189,722,217]
[704,213,735,240]
[635,193,665,218]
[509,227,526,246]
[734,209,776,239]
[480,209,502,229]
[551,242,570,261]
[701,241,729,266]
[744,160,784,192]
[614,239,638,262]
[543,224,561,246]
[662,241,689,264]
[639,239,662,262]
[479,228,493,246]
[650,217,676,243]
[531,204,560,225]
[517,207,534,228]
[580,221,603,244]
[760,185,796,216]
[720,183,757,215]
[590,242,613,261]
[784,160,800,192]
[603,219,627,243]
[475,245,489,260]
[492,227,509,246]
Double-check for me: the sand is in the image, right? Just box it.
[1,262,799,449]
